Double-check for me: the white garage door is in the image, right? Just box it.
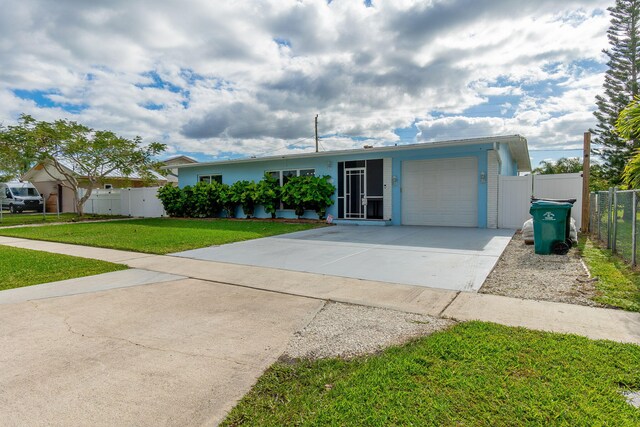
[402,157,478,227]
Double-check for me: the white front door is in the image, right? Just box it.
[345,167,366,219]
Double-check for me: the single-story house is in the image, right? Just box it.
[162,155,198,183]
[174,135,531,228]
[23,159,167,213]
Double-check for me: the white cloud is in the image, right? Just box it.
[0,0,613,159]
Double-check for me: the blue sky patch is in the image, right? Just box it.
[460,95,520,118]
[179,68,205,85]
[13,89,87,113]
[141,102,164,111]
[136,71,182,93]
[274,37,291,48]
[394,124,418,144]
[13,89,58,108]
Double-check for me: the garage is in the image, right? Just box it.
[401,157,478,227]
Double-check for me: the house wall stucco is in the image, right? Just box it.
[178,142,508,227]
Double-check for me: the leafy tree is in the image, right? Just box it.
[256,173,281,218]
[532,157,583,175]
[590,164,613,191]
[622,149,640,187]
[195,181,225,217]
[281,175,336,219]
[157,184,184,217]
[230,180,259,218]
[219,183,238,218]
[0,114,165,216]
[593,0,640,184]
[0,118,38,180]
[617,96,640,187]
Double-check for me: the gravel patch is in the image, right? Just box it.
[283,302,454,360]
[480,232,604,307]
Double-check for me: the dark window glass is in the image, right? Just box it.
[366,159,383,197]
[345,160,365,168]
[267,171,280,184]
[366,199,383,219]
[300,169,315,177]
[282,170,297,185]
[199,175,222,184]
[338,162,344,195]
[10,187,39,197]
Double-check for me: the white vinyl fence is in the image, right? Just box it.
[498,173,583,229]
[79,187,166,217]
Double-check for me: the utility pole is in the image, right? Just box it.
[581,131,591,233]
[315,114,319,153]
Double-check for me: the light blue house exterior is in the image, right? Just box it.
[176,135,530,228]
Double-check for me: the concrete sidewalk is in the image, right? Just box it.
[0,269,184,305]
[1,236,639,344]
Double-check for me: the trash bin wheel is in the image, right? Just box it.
[551,241,570,255]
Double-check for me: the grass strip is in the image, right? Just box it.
[578,235,640,312]
[222,322,640,426]
[0,245,127,290]
[0,212,122,227]
[0,218,323,254]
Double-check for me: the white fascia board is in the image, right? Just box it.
[171,135,527,171]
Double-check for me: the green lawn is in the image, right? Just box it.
[578,235,640,312]
[0,218,324,254]
[222,322,640,426]
[0,245,127,291]
[0,212,120,227]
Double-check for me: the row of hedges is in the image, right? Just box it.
[157,174,336,219]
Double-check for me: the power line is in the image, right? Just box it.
[528,148,583,152]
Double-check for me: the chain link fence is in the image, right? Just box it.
[589,189,639,266]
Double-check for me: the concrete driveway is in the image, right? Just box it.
[0,274,322,426]
[173,226,514,292]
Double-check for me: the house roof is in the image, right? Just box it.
[171,135,531,172]
[162,155,198,166]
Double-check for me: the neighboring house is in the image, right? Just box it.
[22,159,167,213]
[162,155,198,183]
[174,135,531,228]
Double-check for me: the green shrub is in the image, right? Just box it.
[158,175,334,220]
[256,173,281,218]
[281,175,336,219]
[219,183,238,218]
[180,185,197,218]
[157,184,184,217]
[191,181,223,217]
[230,180,259,218]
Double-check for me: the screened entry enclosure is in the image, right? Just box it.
[338,159,384,220]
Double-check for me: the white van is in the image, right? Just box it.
[0,182,44,213]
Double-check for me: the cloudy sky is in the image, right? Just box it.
[0,0,612,167]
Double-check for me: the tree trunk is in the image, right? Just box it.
[76,186,93,218]
[76,199,84,217]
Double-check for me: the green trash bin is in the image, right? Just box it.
[529,200,573,255]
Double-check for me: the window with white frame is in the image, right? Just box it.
[267,169,315,186]
[266,169,315,209]
[198,174,223,184]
